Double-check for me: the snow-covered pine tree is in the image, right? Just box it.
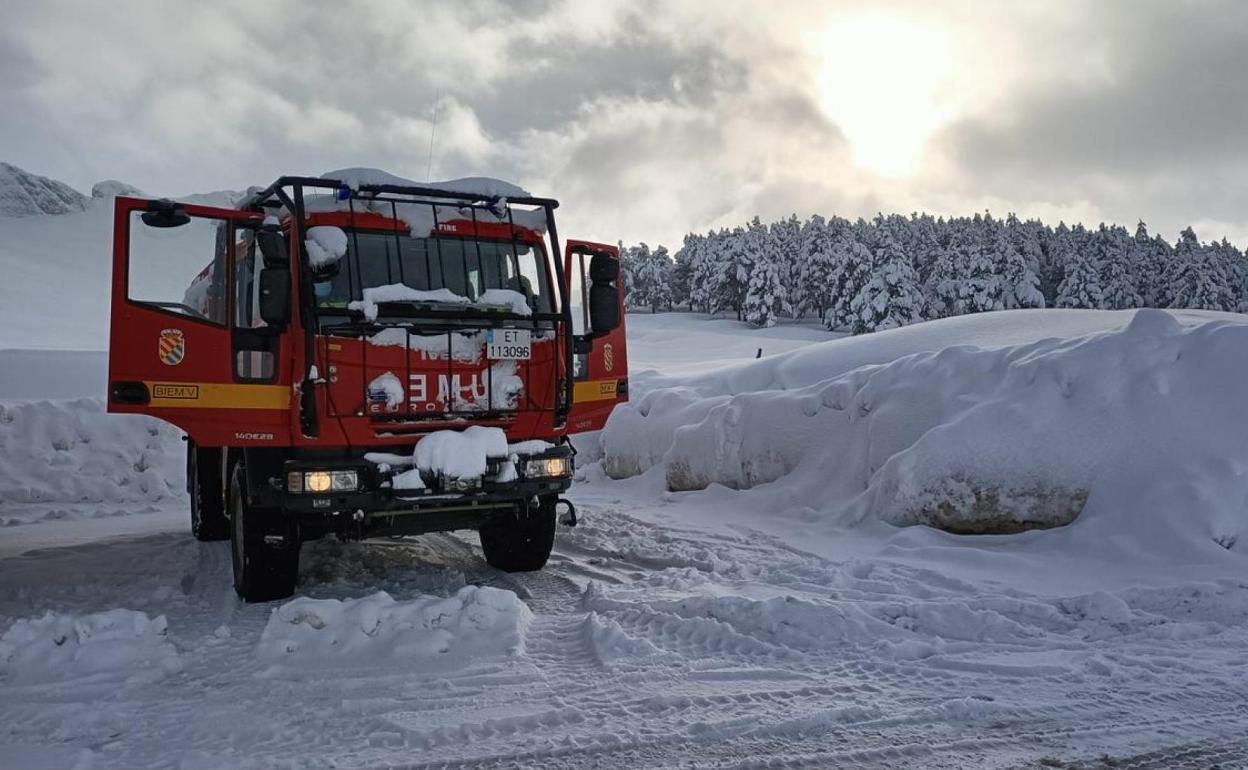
[1055,233,1104,309]
[826,219,876,330]
[848,229,924,333]
[797,214,839,320]
[671,236,695,310]
[714,227,748,319]
[771,214,803,316]
[1040,222,1073,305]
[1098,224,1142,310]
[1163,227,1228,311]
[641,245,674,312]
[1132,222,1164,307]
[945,221,1005,315]
[1210,238,1244,311]
[742,217,786,327]
[996,217,1045,309]
[618,240,639,309]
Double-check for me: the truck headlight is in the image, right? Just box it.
[287,470,358,494]
[305,471,332,493]
[524,456,571,478]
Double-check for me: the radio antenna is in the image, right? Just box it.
[425,89,441,182]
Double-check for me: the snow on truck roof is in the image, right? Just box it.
[244,167,549,239]
[320,168,532,199]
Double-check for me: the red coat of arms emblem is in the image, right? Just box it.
[158,328,185,366]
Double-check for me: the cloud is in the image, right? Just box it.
[2,0,1247,246]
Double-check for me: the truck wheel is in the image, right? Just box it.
[480,495,557,572]
[189,443,228,542]
[228,463,299,602]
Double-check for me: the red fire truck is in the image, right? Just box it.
[108,172,627,601]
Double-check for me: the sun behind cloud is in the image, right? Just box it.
[814,10,959,178]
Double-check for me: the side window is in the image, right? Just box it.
[233,229,275,381]
[232,232,267,329]
[568,251,589,336]
[568,250,590,379]
[128,211,229,325]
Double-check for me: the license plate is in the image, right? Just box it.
[487,328,531,360]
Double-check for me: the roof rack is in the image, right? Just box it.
[241,175,559,212]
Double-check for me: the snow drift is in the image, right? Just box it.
[0,399,185,505]
[257,587,532,667]
[0,609,180,684]
[603,310,1248,548]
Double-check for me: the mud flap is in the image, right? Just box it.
[556,497,578,527]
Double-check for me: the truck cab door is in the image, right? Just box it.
[563,240,628,433]
[107,196,291,446]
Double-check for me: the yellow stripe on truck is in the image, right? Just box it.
[145,381,290,410]
[573,379,618,403]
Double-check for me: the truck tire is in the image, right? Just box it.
[228,462,299,602]
[480,495,557,572]
[189,443,228,541]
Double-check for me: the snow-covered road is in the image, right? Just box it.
[4,498,1247,769]
[3,313,1248,769]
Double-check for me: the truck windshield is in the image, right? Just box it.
[315,230,553,321]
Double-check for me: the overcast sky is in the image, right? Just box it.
[3,0,1247,247]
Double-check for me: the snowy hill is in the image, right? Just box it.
[0,162,88,217]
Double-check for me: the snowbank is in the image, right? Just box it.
[603,310,1248,547]
[257,587,531,666]
[0,609,180,684]
[0,399,185,505]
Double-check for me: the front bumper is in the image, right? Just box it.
[280,445,574,516]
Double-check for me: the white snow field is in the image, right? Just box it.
[2,311,1248,769]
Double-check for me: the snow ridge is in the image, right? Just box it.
[0,162,88,217]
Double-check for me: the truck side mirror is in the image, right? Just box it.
[140,199,191,228]
[258,268,291,326]
[257,226,288,268]
[587,252,620,336]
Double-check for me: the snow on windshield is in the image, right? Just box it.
[348,285,469,321]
